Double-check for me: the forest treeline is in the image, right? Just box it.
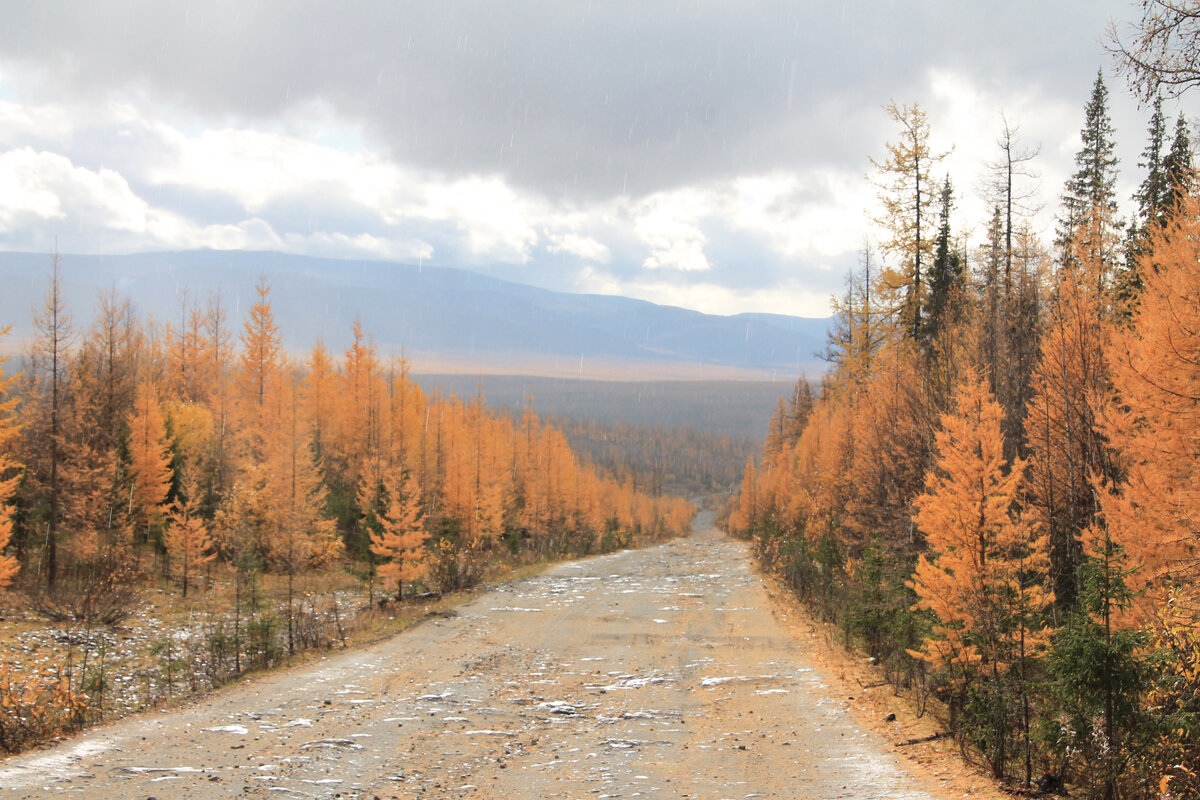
[0,272,693,743]
[544,414,754,498]
[726,73,1200,798]
[416,373,797,440]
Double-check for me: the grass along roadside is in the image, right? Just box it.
[0,555,563,756]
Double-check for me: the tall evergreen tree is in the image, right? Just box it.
[924,176,964,347]
[1119,94,1169,313]
[1057,71,1123,292]
[1134,93,1169,230]
[1163,113,1195,217]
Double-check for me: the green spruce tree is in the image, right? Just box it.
[1163,113,1195,217]
[1119,93,1168,313]
[1057,71,1122,294]
[923,176,963,347]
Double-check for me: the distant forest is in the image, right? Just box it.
[413,374,794,439]
[414,374,783,499]
[543,415,754,499]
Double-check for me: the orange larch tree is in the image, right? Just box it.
[203,290,235,501]
[268,374,339,654]
[469,396,510,555]
[387,355,425,474]
[909,373,1051,780]
[28,252,73,588]
[74,289,140,457]
[370,467,429,600]
[335,318,383,487]
[165,471,215,597]
[0,330,22,590]
[166,291,213,405]
[236,278,283,462]
[59,422,120,568]
[126,381,174,543]
[304,341,337,463]
[1025,228,1115,612]
[1098,188,1200,613]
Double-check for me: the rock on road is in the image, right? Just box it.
[0,512,937,799]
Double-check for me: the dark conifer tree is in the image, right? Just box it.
[1163,113,1195,217]
[1057,71,1122,291]
[1119,93,1168,312]
[924,177,963,348]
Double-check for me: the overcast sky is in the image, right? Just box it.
[0,1,1187,317]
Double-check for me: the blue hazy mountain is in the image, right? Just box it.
[0,250,830,379]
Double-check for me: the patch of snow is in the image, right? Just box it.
[700,675,777,687]
[300,738,364,750]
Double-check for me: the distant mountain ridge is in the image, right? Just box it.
[0,250,830,380]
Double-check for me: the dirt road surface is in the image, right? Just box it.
[1,513,939,799]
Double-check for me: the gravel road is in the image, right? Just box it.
[0,512,937,799]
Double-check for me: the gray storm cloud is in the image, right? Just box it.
[0,1,1121,202]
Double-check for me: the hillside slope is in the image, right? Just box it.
[0,250,829,379]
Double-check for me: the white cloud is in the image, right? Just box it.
[0,145,438,263]
[576,266,833,318]
[278,231,433,262]
[546,232,610,263]
[0,99,77,147]
[0,146,182,234]
[631,188,713,272]
[0,148,67,224]
[409,175,540,263]
[151,125,406,214]
[727,171,874,261]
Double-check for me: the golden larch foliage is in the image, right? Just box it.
[1097,189,1200,612]
[0,330,21,589]
[304,341,337,460]
[387,356,426,473]
[1024,238,1112,607]
[909,373,1052,683]
[236,278,283,460]
[334,318,384,486]
[127,380,174,530]
[267,376,339,572]
[165,473,215,597]
[371,468,429,598]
